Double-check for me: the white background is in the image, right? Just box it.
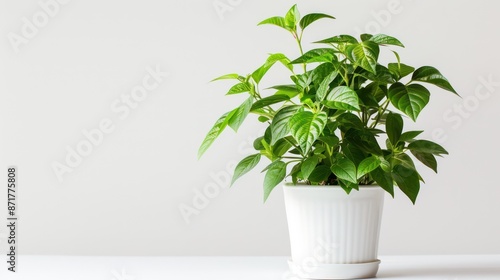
[0,0,499,256]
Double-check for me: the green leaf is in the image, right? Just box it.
[272,137,293,158]
[344,128,382,155]
[357,156,381,179]
[331,157,357,184]
[227,82,251,95]
[231,154,261,186]
[348,41,380,74]
[316,71,338,101]
[388,83,430,121]
[198,111,235,158]
[251,95,290,111]
[289,111,328,154]
[211,73,244,82]
[412,66,458,94]
[270,105,301,144]
[399,130,423,142]
[408,140,449,155]
[258,16,288,30]
[299,13,335,30]
[322,86,360,111]
[252,53,292,84]
[357,82,383,107]
[386,112,403,145]
[315,35,358,44]
[394,153,416,170]
[411,151,438,173]
[269,85,300,92]
[228,97,253,131]
[290,48,336,64]
[318,135,340,147]
[301,156,319,180]
[284,4,300,30]
[308,165,331,183]
[392,164,420,204]
[388,63,415,80]
[370,167,394,197]
[263,161,287,202]
[369,34,405,47]
[338,179,358,192]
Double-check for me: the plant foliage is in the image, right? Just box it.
[199,5,457,204]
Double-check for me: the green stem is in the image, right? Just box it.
[371,99,390,128]
[294,30,306,73]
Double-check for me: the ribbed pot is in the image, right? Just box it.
[283,184,385,279]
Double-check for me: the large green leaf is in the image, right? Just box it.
[272,137,293,158]
[331,157,357,183]
[393,153,416,170]
[368,34,405,47]
[412,66,458,94]
[251,95,290,111]
[263,161,287,202]
[370,167,394,197]
[388,63,414,80]
[408,140,448,155]
[388,83,430,121]
[386,112,403,145]
[289,111,328,154]
[227,82,250,95]
[228,97,253,131]
[357,156,381,179]
[301,155,319,179]
[231,154,261,186]
[198,110,235,158]
[299,13,335,30]
[290,48,336,64]
[252,53,292,84]
[308,165,331,183]
[315,35,358,44]
[270,105,301,144]
[348,41,380,74]
[411,151,438,173]
[258,16,287,30]
[284,4,300,30]
[322,86,360,111]
[392,164,420,204]
[399,130,423,142]
[316,71,338,101]
[211,73,244,82]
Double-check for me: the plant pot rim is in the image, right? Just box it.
[284,182,380,190]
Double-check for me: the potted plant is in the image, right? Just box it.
[199,5,457,279]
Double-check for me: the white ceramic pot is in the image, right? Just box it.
[283,184,385,280]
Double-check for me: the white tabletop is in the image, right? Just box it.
[0,255,499,279]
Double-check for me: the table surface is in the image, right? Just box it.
[0,255,499,279]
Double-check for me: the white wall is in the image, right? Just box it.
[0,0,499,256]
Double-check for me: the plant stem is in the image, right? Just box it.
[294,31,306,73]
[370,99,390,128]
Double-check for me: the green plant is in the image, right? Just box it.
[198,5,457,203]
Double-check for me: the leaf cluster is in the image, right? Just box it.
[199,5,457,203]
